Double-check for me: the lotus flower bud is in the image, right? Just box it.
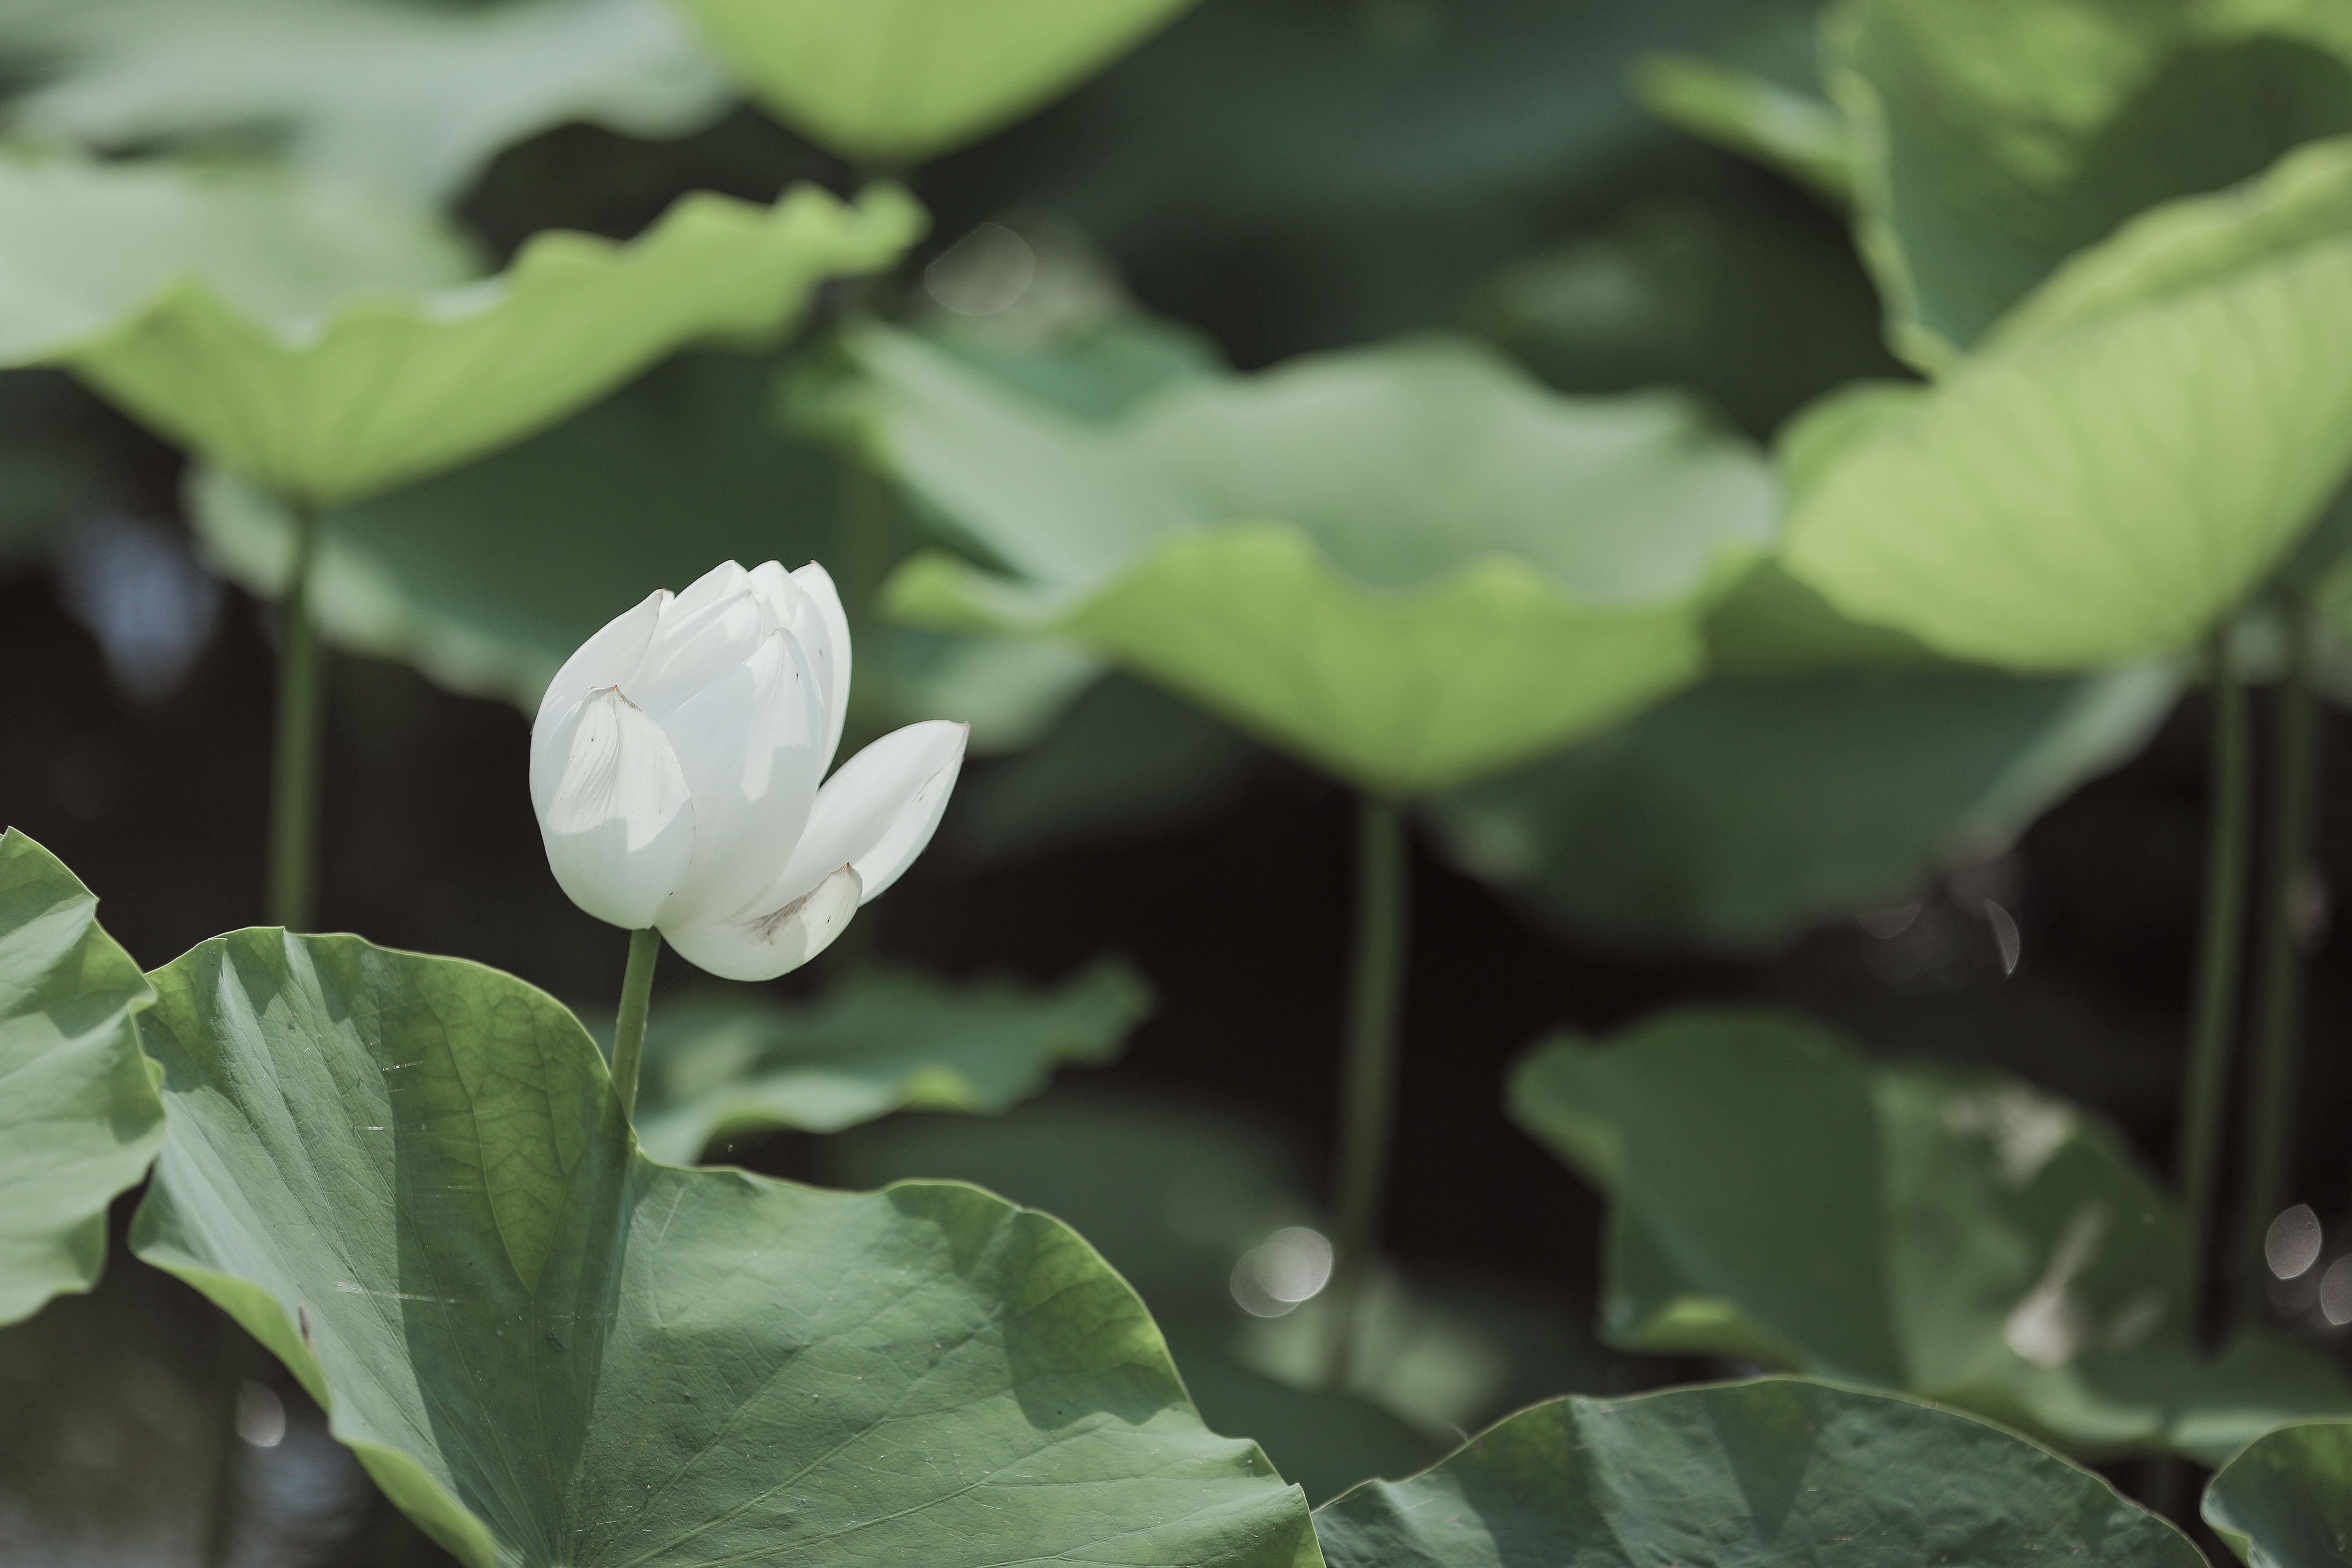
[530,559,966,980]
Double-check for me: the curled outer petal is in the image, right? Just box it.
[763,720,969,911]
[531,588,663,755]
[534,687,694,929]
[662,862,863,982]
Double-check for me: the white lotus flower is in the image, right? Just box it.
[530,559,966,980]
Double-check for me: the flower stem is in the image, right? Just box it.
[2238,594,2322,1317]
[1321,794,1411,1391]
[266,501,325,930]
[2177,622,2254,1337]
[611,927,661,1121]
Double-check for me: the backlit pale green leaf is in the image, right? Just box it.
[670,0,1197,164]
[870,327,1776,794]
[128,932,1318,1568]
[1426,663,2176,949]
[0,829,160,1326]
[633,957,1150,1161]
[0,0,729,200]
[2203,1419,2352,1568]
[0,153,921,506]
[1314,1377,2201,1568]
[1783,139,2352,668]
[1633,52,1851,199]
[1510,1009,2352,1461]
[1832,0,2352,365]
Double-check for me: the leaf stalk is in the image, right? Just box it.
[266,501,326,931]
[1322,793,1410,1390]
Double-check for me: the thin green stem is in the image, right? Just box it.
[1321,794,1411,1391]
[2238,594,2322,1317]
[266,501,326,930]
[611,927,661,1122]
[2177,623,2254,1339]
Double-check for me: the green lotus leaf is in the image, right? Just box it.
[868,326,1776,794]
[833,1092,1608,1505]
[2,0,730,200]
[0,829,160,1326]
[1313,1377,2201,1567]
[1830,0,2352,365]
[127,931,1318,1568]
[0,151,922,506]
[632,957,1151,1161]
[1426,662,2176,949]
[1632,52,1852,199]
[2204,1419,2352,1568]
[184,350,1092,750]
[670,0,1197,164]
[1783,140,2352,668]
[1509,1009,2352,1462]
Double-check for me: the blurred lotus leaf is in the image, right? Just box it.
[867,326,1777,795]
[1462,195,1904,441]
[1511,1009,2352,1462]
[1313,1377,2201,1568]
[1425,663,2176,950]
[0,830,160,1327]
[1632,3,1851,202]
[130,931,1316,1568]
[670,0,1197,165]
[1783,138,2352,668]
[2203,1419,2352,1568]
[1829,0,2352,366]
[0,0,730,201]
[185,351,1092,754]
[0,151,920,506]
[631,956,1151,1162]
[951,673,1261,863]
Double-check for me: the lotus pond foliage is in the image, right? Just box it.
[6,0,2352,1563]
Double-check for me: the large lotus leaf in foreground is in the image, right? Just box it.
[1,0,729,201]
[1426,662,2176,949]
[1830,0,2352,366]
[1783,138,2352,668]
[1315,1377,2199,1567]
[0,829,160,1326]
[871,327,1777,795]
[2204,1419,2352,1568]
[127,932,1317,1568]
[1509,1009,2352,1462]
[0,153,921,506]
[632,956,1151,1162]
[672,0,1197,165]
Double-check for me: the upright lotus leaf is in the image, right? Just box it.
[1314,1378,2202,1568]
[1783,138,2352,668]
[1425,662,2177,950]
[869,326,1778,795]
[60,173,920,508]
[1830,0,2352,365]
[0,829,160,1325]
[1632,17,1853,202]
[670,0,1197,164]
[128,932,1317,1568]
[2,0,729,200]
[2204,1420,2352,1568]
[632,957,1151,1162]
[1509,1009,2352,1461]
